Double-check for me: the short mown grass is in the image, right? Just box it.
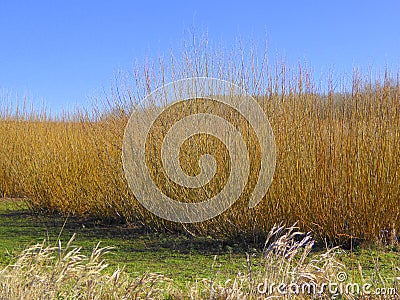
[0,198,248,288]
[1,198,399,299]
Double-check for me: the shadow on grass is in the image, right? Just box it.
[0,199,260,255]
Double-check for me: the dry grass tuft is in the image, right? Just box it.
[187,224,346,299]
[0,227,398,299]
[0,234,167,299]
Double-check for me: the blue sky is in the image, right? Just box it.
[1,1,399,113]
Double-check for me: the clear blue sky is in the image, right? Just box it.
[1,1,399,113]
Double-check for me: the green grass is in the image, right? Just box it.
[1,198,399,293]
[0,198,247,289]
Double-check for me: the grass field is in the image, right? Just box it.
[1,71,399,246]
[0,38,399,298]
[0,198,399,298]
[0,198,245,284]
